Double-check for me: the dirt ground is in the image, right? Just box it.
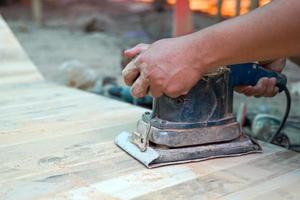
[1,0,300,148]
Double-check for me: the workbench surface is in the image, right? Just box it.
[1,16,300,200]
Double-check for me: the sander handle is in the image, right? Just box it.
[229,63,287,92]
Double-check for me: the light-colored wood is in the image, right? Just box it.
[0,16,300,200]
[0,16,43,83]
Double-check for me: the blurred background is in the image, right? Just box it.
[1,0,300,150]
[0,0,277,85]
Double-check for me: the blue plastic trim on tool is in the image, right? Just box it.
[229,63,287,92]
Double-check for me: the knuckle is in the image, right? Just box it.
[152,77,164,87]
[261,83,268,90]
[137,43,145,47]
[143,71,150,80]
[123,77,131,85]
[137,55,146,64]
[268,86,275,93]
[165,87,179,98]
[122,72,133,85]
[131,87,142,98]
[131,80,148,98]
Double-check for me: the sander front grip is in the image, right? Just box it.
[229,63,287,92]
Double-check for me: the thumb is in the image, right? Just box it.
[124,43,149,58]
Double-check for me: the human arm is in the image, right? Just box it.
[123,0,300,98]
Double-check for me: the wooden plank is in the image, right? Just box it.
[46,146,299,200]
[0,103,144,147]
[0,15,43,83]
[248,178,300,200]
[0,142,144,200]
[65,165,198,200]
[0,142,285,200]
[129,150,300,200]
[223,169,300,200]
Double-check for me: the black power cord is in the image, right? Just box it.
[268,86,291,144]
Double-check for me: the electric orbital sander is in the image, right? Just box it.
[115,63,288,168]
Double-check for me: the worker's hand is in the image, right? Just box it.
[234,58,286,97]
[122,37,204,98]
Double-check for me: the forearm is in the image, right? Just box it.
[190,0,300,70]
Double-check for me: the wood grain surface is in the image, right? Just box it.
[0,16,300,200]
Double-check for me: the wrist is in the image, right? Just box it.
[189,27,225,73]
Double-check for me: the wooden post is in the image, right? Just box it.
[31,0,43,26]
[217,0,223,21]
[250,0,259,10]
[236,0,241,16]
[172,0,194,37]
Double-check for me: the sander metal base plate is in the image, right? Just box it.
[115,131,262,168]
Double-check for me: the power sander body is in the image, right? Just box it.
[115,63,288,168]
